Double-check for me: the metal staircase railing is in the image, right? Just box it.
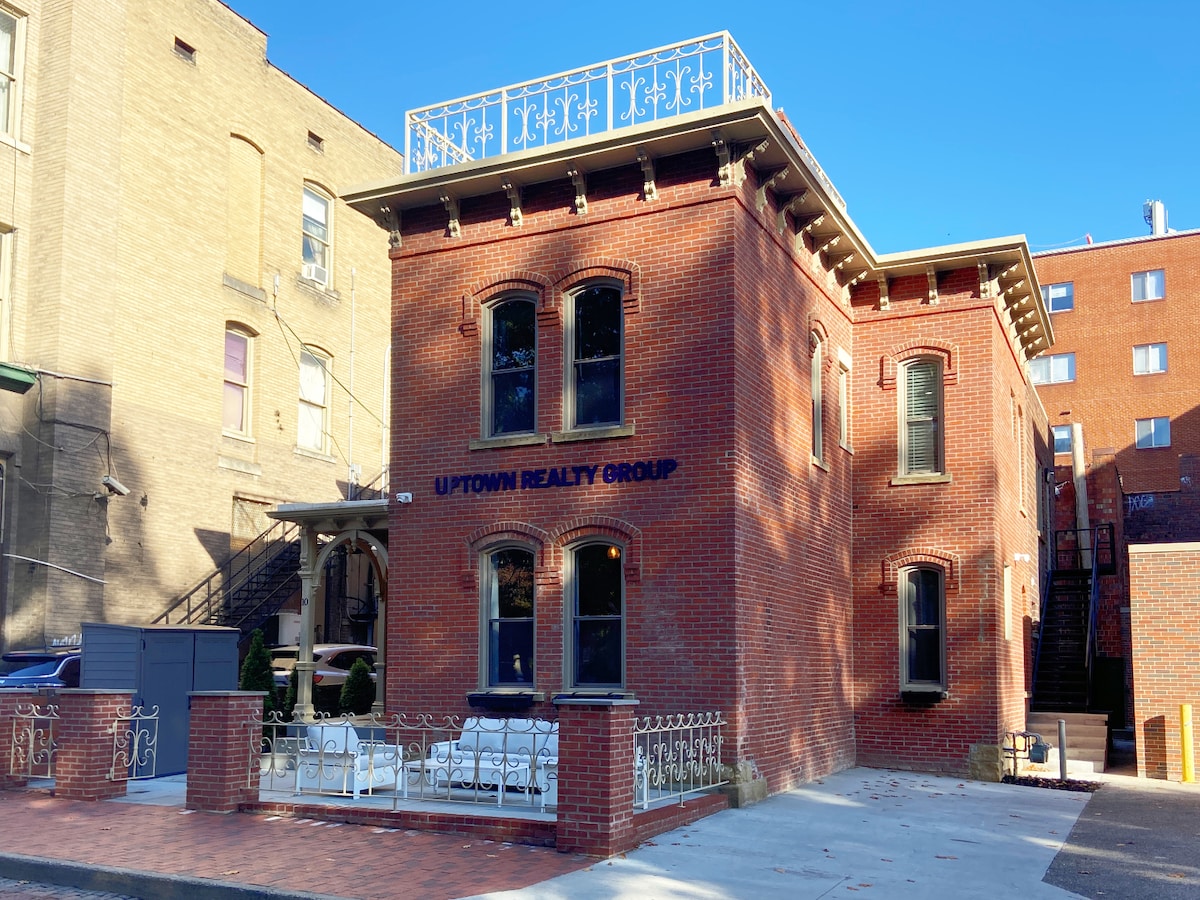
[152,519,301,637]
[1032,524,1115,711]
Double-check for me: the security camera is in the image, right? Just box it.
[395,492,413,504]
[101,475,130,496]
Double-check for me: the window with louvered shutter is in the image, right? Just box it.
[901,358,941,475]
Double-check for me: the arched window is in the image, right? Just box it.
[223,325,254,436]
[485,297,537,436]
[899,357,943,475]
[900,565,945,691]
[298,347,331,453]
[483,546,535,686]
[568,542,624,687]
[567,285,623,429]
[811,332,824,463]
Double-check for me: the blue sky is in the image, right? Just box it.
[228,1,1199,254]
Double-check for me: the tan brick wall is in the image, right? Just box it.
[0,0,402,649]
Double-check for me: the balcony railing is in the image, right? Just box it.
[405,33,770,174]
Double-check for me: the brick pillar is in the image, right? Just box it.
[186,691,265,813]
[0,691,47,789]
[55,690,135,801]
[554,697,639,857]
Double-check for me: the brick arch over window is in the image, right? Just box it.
[880,340,959,390]
[460,271,554,337]
[555,258,641,315]
[880,548,960,595]
[807,317,835,372]
[550,516,642,584]
[463,521,554,589]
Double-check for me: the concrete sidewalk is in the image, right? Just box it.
[465,768,1092,899]
[0,767,1103,899]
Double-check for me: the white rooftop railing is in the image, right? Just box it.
[405,33,770,174]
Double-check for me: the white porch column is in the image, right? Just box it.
[294,524,320,723]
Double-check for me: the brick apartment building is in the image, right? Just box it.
[1032,211,1200,778]
[345,35,1053,785]
[0,0,401,653]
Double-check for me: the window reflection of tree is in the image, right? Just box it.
[491,299,536,435]
[490,548,534,685]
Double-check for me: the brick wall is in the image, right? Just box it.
[1034,231,1200,495]
[1127,542,1200,780]
[848,269,1045,771]
[383,148,861,790]
[1,0,403,650]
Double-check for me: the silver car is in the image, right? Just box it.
[270,644,377,692]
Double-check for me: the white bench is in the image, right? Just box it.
[403,716,558,809]
[294,723,401,799]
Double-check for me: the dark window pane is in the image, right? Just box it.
[574,359,620,426]
[492,300,536,371]
[908,629,940,683]
[575,287,621,360]
[492,369,535,434]
[576,545,621,617]
[575,620,622,686]
[489,619,534,685]
[906,568,940,625]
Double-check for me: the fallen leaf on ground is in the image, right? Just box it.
[221,870,240,876]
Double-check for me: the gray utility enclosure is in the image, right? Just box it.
[81,623,239,775]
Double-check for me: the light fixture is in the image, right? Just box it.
[607,545,621,560]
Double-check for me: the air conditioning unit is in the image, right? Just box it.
[302,262,328,285]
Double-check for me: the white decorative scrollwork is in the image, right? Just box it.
[405,33,769,174]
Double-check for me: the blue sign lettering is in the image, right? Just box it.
[434,458,678,497]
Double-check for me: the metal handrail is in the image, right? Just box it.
[404,33,770,174]
[349,466,389,501]
[152,519,300,627]
[1030,562,1055,697]
[1085,539,1102,709]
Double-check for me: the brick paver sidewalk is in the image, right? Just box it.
[0,791,590,899]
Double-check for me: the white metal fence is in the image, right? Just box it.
[633,712,727,809]
[405,33,769,174]
[8,702,57,779]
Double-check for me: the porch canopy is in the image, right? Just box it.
[267,499,388,721]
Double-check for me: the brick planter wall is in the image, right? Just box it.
[186,692,265,813]
[554,699,639,857]
[54,690,134,801]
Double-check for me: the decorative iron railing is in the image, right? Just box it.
[110,705,159,781]
[9,702,58,779]
[633,712,727,809]
[152,518,300,636]
[255,712,557,811]
[405,33,769,174]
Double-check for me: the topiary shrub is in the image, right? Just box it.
[339,657,375,716]
[239,629,275,719]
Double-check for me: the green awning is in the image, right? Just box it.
[0,362,37,394]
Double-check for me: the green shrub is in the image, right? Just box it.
[238,629,275,718]
[280,664,298,722]
[339,657,375,716]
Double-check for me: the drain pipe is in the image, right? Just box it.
[1071,422,1091,568]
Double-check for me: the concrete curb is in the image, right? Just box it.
[0,852,346,900]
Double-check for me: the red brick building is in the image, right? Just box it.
[1032,213,1200,771]
[346,36,1052,788]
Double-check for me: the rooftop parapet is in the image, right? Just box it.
[404,32,769,174]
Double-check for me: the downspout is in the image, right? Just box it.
[1071,422,1091,569]
[348,268,357,494]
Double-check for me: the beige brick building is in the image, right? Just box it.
[0,0,401,651]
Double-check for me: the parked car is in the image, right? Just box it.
[0,650,82,688]
[270,644,377,693]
